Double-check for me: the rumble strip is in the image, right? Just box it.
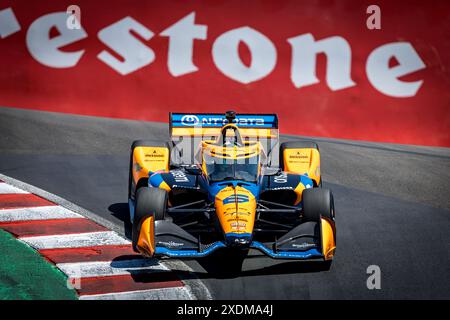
[0,174,211,300]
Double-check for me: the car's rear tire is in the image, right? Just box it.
[302,188,334,222]
[132,187,168,252]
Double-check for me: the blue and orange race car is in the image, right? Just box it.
[128,111,336,269]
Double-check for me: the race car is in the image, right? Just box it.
[128,111,336,269]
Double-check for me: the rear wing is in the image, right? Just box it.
[169,113,280,166]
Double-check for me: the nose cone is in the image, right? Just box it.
[214,185,257,243]
[225,233,252,247]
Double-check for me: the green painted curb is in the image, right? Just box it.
[0,229,77,300]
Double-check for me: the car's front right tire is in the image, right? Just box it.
[302,188,335,222]
[302,188,335,270]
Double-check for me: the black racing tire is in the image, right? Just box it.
[128,139,170,200]
[302,188,334,222]
[136,187,167,222]
[132,187,168,252]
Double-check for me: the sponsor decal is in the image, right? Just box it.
[289,151,309,159]
[291,242,316,249]
[157,240,184,247]
[145,150,165,158]
[171,170,189,183]
[223,194,249,204]
[224,210,251,217]
[230,221,247,231]
[172,185,199,190]
[273,173,288,184]
[145,154,164,158]
[269,186,293,191]
[176,114,273,128]
[181,115,200,126]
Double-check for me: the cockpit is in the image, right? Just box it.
[203,153,260,182]
[201,123,263,183]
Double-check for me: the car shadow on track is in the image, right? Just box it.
[109,202,132,239]
[188,253,331,280]
[158,255,332,281]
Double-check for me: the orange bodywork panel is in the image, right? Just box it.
[293,181,306,206]
[321,217,336,260]
[201,139,262,160]
[283,148,321,186]
[136,216,155,257]
[132,146,169,186]
[214,186,257,235]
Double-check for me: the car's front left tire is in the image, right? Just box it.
[132,187,168,252]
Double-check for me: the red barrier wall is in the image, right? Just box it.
[0,0,449,146]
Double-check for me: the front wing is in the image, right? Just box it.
[145,218,335,261]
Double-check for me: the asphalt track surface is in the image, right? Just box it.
[1,106,449,299]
